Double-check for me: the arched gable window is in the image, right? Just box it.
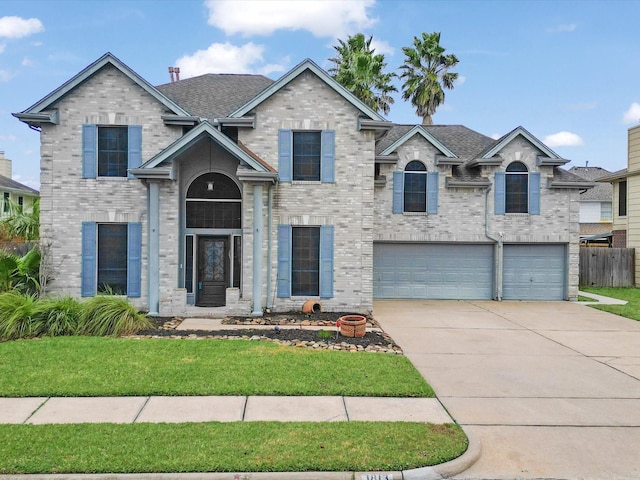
[505,162,528,213]
[186,173,241,229]
[404,160,427,212]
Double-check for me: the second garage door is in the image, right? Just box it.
[503,244,566,300]
[374,243,494,300]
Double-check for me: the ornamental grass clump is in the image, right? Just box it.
[78,295,152,337]
[0,291,41,340]
[35,296,83,337]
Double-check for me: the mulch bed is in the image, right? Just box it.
[136,312,403,354]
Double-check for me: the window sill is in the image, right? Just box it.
[403,211,428,216]
[291,181,323,185]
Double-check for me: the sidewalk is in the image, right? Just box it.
[577,290,629,305]
[0,395,452,425]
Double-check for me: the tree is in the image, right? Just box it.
[400,32,459,125]
[329,33,397,115]
[0,198,39,241]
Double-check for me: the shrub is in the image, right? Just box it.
[0,291,41,340]
[34,296,83,337]
[0,246,41,295]
[78,295,152,337]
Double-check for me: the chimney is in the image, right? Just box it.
[174,67,180,81]
[0,151,12,178]
[168,67,175,83]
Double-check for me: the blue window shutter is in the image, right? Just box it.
[393,171,404,214]
[127,222,142,297]
[529,172,541,215]
[495,172,506,215]
[427,172,439,214]
[127,125,142,179]
[277,224,291,297]
[320,225,334,298]
[278,129,292,182]
[82,124,97,179]
[81,222,97,296]
[321,130,335,183]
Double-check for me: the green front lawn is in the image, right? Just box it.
[581,287,640,321]
[0,336,434,397]
[0,422,467,474]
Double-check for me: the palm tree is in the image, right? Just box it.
[400,32,459,125]
[329,33,397,115]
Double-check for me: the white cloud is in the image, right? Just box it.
[176,42,287,76]
[0,16,44,39]
[543,131,584,147]
[370,38,394,56]
[0,69,13,82]
[622,102,640,124]
[548,23,577,33]
[205,0,377,38]
[0,43,5,54]
[21,57,33,67]
[0,134,17,141]
[455,75,466,86]
[490,133,502,140]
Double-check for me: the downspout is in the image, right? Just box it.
[266,184,274,311]
[485,186,503,301]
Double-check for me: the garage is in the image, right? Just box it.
[503,244,566,300]
[373,243,494,300]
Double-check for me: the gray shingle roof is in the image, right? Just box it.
[568,166,613,201]
[0,175,39,195]
[156,74,275,120]
[376,124,495,158]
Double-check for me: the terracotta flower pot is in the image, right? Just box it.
[302,300,322,314]
[337,315,366,338]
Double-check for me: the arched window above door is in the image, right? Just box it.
[186,173,241,229]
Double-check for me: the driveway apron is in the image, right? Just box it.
[374,300,640,480]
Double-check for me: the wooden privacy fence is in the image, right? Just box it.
[579,248,635,287]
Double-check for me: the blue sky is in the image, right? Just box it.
[1,0,639,189]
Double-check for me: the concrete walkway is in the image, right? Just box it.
[375,299,640,480]
[0,395,452,425]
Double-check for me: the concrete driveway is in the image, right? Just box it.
[374,300,640,480]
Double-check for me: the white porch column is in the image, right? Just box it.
[148,181,160,315]
[252,184,263,316]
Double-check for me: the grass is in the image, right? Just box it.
[581,286,640,321]
[577,295,597,302]
[0,336,434,397]
[0,422,467,474]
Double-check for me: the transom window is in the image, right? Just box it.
[505,162,528,213]
[291,227,320,296]
[293,131,321,181]
[98,126,128,177]
[404,161,427,212]
[186,173,241,229]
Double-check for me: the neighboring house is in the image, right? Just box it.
[599,124,640,282]
[0,151,39,218]
[13,53,592,316]
[568,165,613,245]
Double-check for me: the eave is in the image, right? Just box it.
[537,156,569,167]
[379,125,457,158]
[358,119,394,131]
[130,166,175,180]
[236,168,278,184]
[375,154,398,164]
[12,111,59,127]
[217,117,256,128]
[161,115,200,126]
[467,156,504,168]
[435,154,464,166]
[548,180,595,189]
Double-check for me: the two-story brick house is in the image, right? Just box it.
[14,53,591,316]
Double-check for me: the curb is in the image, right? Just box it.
[402,428,481,479]
[0,429,480,480]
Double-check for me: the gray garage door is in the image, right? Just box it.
[503,244,566,300]
[374,243,494,300]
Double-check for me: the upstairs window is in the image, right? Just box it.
[619,180,627,216]
[98,126,128,177]
[293,132,321,181]
[505,162,528,213]
[495,163,540,215]
[82,124,142,179]
[404,161,427,212]
[278,129,335,183]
